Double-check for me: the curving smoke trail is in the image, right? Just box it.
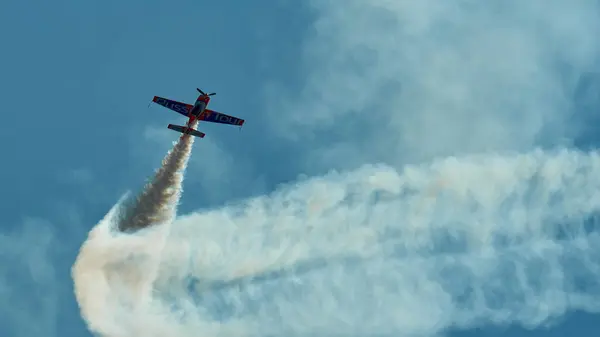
[72,125,198,337]
[71,148,600,337]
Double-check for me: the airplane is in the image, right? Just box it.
[150,88,245,138]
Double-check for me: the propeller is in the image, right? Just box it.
[197,88,216,96]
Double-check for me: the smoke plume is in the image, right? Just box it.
[72,148,600,337]
[72,127,197,337]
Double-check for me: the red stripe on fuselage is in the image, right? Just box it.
[196,95,211,103]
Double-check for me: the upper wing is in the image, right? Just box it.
[200,109,245,126]
[152,96,193,117]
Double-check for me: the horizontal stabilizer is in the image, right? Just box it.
[167,124,205,138]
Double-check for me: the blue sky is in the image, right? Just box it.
[2,0,600,336]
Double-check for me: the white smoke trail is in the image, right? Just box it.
[72,130,197,337]
[118,128,197,232]
[74,147,600,337]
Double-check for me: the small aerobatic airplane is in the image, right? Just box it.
[151,88,245,138]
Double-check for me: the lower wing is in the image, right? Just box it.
[152,96,193,117]
[200,109,245,126]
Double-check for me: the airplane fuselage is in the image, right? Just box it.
[186,95,210,126]
[190,100,207,117]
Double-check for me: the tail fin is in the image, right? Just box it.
[167,124,206,138]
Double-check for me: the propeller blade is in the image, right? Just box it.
[197,88,206,95]
[208,92,216,96]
